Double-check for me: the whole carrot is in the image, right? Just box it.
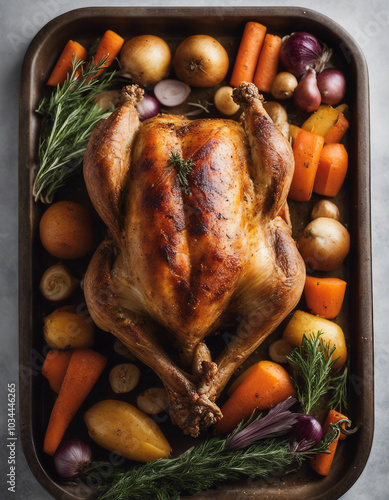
[41,350,73,393]
[310,409,352,475]
[304,276,347,319]
[313,143,348,197]
[91,30,124,78]
[230,22,267,87]
[47,40,87,87]
[43,349,107,456]
[289,128,324,202]
[253,34,282,93]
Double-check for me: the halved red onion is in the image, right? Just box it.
[135,95,161,120]
[154,79,191,107]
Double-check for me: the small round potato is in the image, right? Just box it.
[214,86,240,116]
[84,399,171,462]
[43,305,95,349]
[39,201,95,260]
[297,217,350,271]
[283,310,347,370]
[311,200,340,221]
[271,72,298,100]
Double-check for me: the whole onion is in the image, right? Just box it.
[54,438,93,478]
[290,414,323,450]
[136,95,161,120]
[280,32,331,78]
[293,67,321,113]
[317,68,346,105]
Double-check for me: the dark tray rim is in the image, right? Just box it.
[19,6,373,500]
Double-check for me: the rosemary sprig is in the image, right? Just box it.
[87,403,340,500]
[33,56,115,203]
[286,332,339,415]
[168,152,194,195]
[328,365,348,412]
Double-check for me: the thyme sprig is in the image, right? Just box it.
[286,332,339,414]
[168,152,195,195]
[33,56,115,203]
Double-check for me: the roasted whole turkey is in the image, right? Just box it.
[83,83,305,437]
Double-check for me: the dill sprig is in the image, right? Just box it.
[168,152,194,195]
[33,56,115,203]
[286,332,339,414]
[328,365,348,412]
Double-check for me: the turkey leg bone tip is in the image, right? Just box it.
[83,82,305,437]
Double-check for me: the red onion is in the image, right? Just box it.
[154,79,191,107]
[280,32,332,78]
[317,68,346,105]
[54,438,93,478]
[293,67,321,113]
[136,95,161,120]
[290,414,323,451]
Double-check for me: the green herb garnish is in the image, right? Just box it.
[33,56,115,203]
[328,365,348,412]
[286,332,339,414]
[87,402,340,500]
[168,152,194,195]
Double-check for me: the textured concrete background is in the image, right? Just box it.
[1,0,387,498]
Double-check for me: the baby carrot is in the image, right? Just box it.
[313,143,348,197]
[91,30,124,77]
[43,349,107,456]
[288,128,324,202]
[253,34,282,93]
[310,409,351,475]
[304,276,347,319]
[41,350,73,393]
[47,40,87,87]
[230,22,267,87]
[215,360,295,435]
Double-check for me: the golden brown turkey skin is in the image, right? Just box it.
[83,83,305,437]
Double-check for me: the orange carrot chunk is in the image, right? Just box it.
[253,34,282,93]
[230,22,267,88]
[41,350,73,393]
[324,112,349,144]
[304,276,347,319]
[215,360,296,435]
[289,128,325,202]
[313,143,348,197]
[43,349,107,456]
[310,409,350,476]
[92,30,124,77]
[47,40,87,87]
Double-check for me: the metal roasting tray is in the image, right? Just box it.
[19,7,373,500]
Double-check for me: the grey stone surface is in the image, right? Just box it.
[1,0,387,498]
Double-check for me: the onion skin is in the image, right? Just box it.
[291,414,323,448]
[54,439,93,478]
[280,32,322,77]
[317,69,346,105]
[293,67,321,113]
[136,95,161,120]
[173,35,229,88]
